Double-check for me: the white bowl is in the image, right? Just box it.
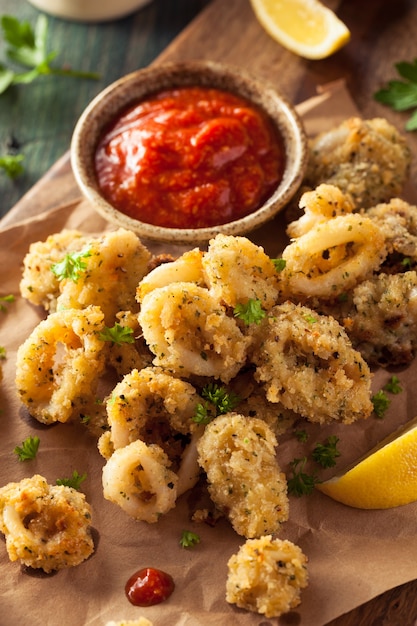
[71,61,308,245]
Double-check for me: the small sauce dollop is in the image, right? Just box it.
[125,567,175,606]
[95,86,285,229]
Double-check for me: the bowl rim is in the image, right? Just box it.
[70,60,308,244]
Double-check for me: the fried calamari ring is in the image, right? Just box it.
[281,213,386,297]
[56,228,151,325]
[137,248,205,301]
[202,233,279,309]
[286,184,355,239]
[104,366,201,451]
[102,440,178,523]
[0,475,94,572]
[197,413,289,538]
[226,536,308,618]
[15,306,107,424]
[251,301,373,424]
[19,229,88,311]
[138,282,251,382]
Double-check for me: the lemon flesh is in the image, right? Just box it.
[250,0,350,60]
[317,417,417,509]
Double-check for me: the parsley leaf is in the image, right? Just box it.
[51,246,91,282]
[0,154,24,178]
[294,429,309,443]
[287,457,321,497]
[383,375,402,395]
[99,323,135,346]
[0,294,15,311]
[271,258,286,272]
[233,298,266,325]
[179,530,200,549]
[374,59,417,130]
[312,435,341,468]
[14,435,40,461]
[0,15,100,95]
[372,389,390,419]
[56,470,87,491]
[193,383,240,425]
[0,346,6,359]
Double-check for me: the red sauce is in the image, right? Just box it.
[125,567,175,606]
[95,86,285,229]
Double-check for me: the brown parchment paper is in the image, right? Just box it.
[2,81,417,626]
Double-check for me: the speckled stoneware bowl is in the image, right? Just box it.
[71,61,308,245]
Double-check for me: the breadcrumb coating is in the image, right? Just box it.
[304,117,411,208]
[197,413,289,538]
[226,535,308,618]
[251,301,373,424]
[0,474,94,572]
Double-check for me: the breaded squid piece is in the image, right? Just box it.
[251,301,373,424]
[102,440,178,523]
[102,366,201,452]
[0,474,94,572]
[19,229,88,311]
[304,117,411,208]
[15,305,107,424]
[367,198,417,264]
[197,413,289,538]
[286,183,355,239]
[226,536,308,618]
[347,271,417,366]
[137,248,205,301]
[56,228,151,325]
[138,282,251,383]
[202,233,280,309]
[281,213,386,298]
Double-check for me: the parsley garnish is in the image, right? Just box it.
[0,154,24,178]
[287,456,321,497]
[383,375,402,395]
[14,435,40,461]
[179,530,200,549]
[0,15,100,95]
[0,294,15,312]
[51,246,91,282]
[0,346,6,359]
[99,323,135,346]
[272,258,286,272]
[372,390,390,419]
[193,383,240,425]
[312,435,341,468]
[374,59,417,130]
[233,298,266,325]
[56,470,87,490]
[294,429,309,443]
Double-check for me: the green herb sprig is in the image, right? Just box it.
[233,298,266,325]
[56,470,87,491]
[0,15,100,95]
[14,435,40,461]
[312,435,341,469]
[51,246,91,282]
[374,59,417,130]
[0,154,24,178]
[0,294,15,312]
[287,456,321,497]
[179,530,200,549]
[193,383,240,425]
[99,323,135,346]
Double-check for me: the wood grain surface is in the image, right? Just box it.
[2,1,417,624]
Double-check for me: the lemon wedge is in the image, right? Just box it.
[317,416,417,509]
[250,0,350,60]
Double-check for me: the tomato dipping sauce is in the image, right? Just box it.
[95,86,285,229]
[125,567,175,607]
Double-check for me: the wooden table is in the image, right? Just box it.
[2,1,417,623]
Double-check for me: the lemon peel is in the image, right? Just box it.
[250,0,350,60]
[317,416,417,509]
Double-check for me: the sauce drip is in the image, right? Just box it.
[95,86,285,229]
[125,567,175,607]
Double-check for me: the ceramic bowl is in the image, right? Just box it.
[26,0,152,22]
[71,60,308,245]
